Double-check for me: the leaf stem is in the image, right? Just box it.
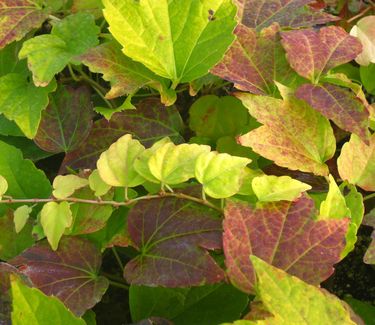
[111,247,124,270]
[364,193,375,201]
[107,280,129,290]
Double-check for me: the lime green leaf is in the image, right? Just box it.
[11,277,86,325]
[195,152,251,198]
[52,175,89,199]
[89,170,112,197]
[40,202,73,250]
[14,205,33,234]
[0,175,8,199]
[248,256,357,325]
[338,133,375,191]
[97,134,146,187]
[148,142,211,186]
[237,84,336,176]
[0,73,56,138]
[102,0,237,84]
[252,175,311,202]
[237,168,263,196]
[360,64,375,95]
[19,13,99,86]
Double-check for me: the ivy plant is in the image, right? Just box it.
[0,0,375,324]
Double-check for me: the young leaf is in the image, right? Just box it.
[19,13,100,86]
[234,0,338,30]
[223,196,348,293]
[80,42,176,105]
[124,196,224,287]
[40,202,73,250]
[296,83,370,142]
[0,175,7,199]
[236,90,335,176]
[147,142,211,186]
[88,169,112,197]
[252,175,311,202]
[0,73,56,138]
[0,141,51,199]
[60,98,184,171]
[10,237,109,317]
[350,15,375,66]
[14,205,33,233]
[246,256,358,324]
[11,277,86,324]
[34,85,93,153]
[0,0,50,49]
[0,210,34,261]
[102,0,237,84]
[337,134,375,191]
[52,175,89,199]
[211,24,302,95]
[189,95,258,142]
[281,26,362,82]
[97,134,146,187]
[195,152,251,198]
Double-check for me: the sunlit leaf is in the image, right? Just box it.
[88,169,112,197]
[124,196,224,287]
[10,237,109,317]
[11,277,86,324]
[97,134,146,187]
[102,0,237,84]
[40,202,73,250]
[223,196,348,293]
[0,174,7,199]
[281,26,362,82]
[19,13,99,86]
[350,15,375,66]
[0,73,56,138]
[52,175,89,199]
[252,175,311,202]
[337,134,375,191]
[195,151,250,198]
[14,205,33,234]
[237,87,335,176]
[34,85,93,153]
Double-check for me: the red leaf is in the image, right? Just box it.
[124,197,224,287]
[281,26,362,82]
[223,195,348,293]
[60,98,184,172]
[296,83,370,142]
[10,237,109,317]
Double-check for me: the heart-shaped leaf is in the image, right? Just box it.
[52,175,89,199]
[10,237,109,317]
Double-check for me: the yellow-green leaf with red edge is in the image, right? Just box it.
[338,134,375,191]
[0,0,50,49]
[9,237,109,317]
[124,196,224,287]
[296,83,370,143]
[223,195,348,293]
[211,23,302,95]
[281,26,362,82]
[236,86,336,176]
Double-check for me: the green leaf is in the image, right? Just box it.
[52,175,89,199]
[248,256,357,324]
[0,73,56,138]
[19,13,99,86]
[14,205,33,233]
[130,284,248,325]
[97,134,146,187]
[195,151,250,198]
[147,142,211,186]
[72,0,104,18]
[11,276,86,325]
[0,41,28,76]
[360,64,375,95]
[0,141,51,199]
[40,202,73,250]
[89,170,112,197]
[252,175,311,202]
[0,175,8,199]
[344,296,375,325]
[189,95,258,142]
[102,0,237,84]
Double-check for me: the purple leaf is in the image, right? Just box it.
[124,197,224,287]
[10,237,109,317]
[223,195,349,293]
